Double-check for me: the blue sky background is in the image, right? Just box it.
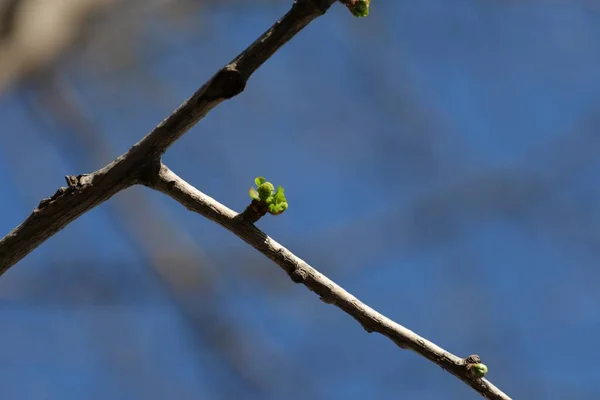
[1,0,600,398]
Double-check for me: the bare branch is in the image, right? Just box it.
[0,156,140,273]
[133,0,337,157]
[150,163,512,400]
[0,0,335,271]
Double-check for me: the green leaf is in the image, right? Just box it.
[268,201,288,215]
[255,176,266,186]
[249,187,260,200]
[275,186,286,202]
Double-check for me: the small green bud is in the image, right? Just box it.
[468,363,488,378]
[344,0,370,17]
[248,177,288,217]
[352,1,370,17]
[257,182,275,200]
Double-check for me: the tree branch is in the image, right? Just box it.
[132,0,337,157]
[149,163,511,400]
[0,156,142,273]
[0,0,335,271]
[0,1,513,398]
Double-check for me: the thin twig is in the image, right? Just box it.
[150,163,512,400]
[132,0,338,156]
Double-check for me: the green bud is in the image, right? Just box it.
[257,182,275,200]
[350,0,370,17]
[248,177,288,216]
[469,363,488,378]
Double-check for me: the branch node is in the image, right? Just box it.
[464,354,481,365]
[65,175,78,188]
[464,354,489,379]
[246,177,288,221]
[391,338,409,349]
[138,158,163,187]
[320,295,339,305]
[290,266,308,283]
[36,174,89,211]
[362,324,375,333]
[239,200,269,224]
[204,66,247,102]
[65,174,88,188]
[36,188,67,211]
